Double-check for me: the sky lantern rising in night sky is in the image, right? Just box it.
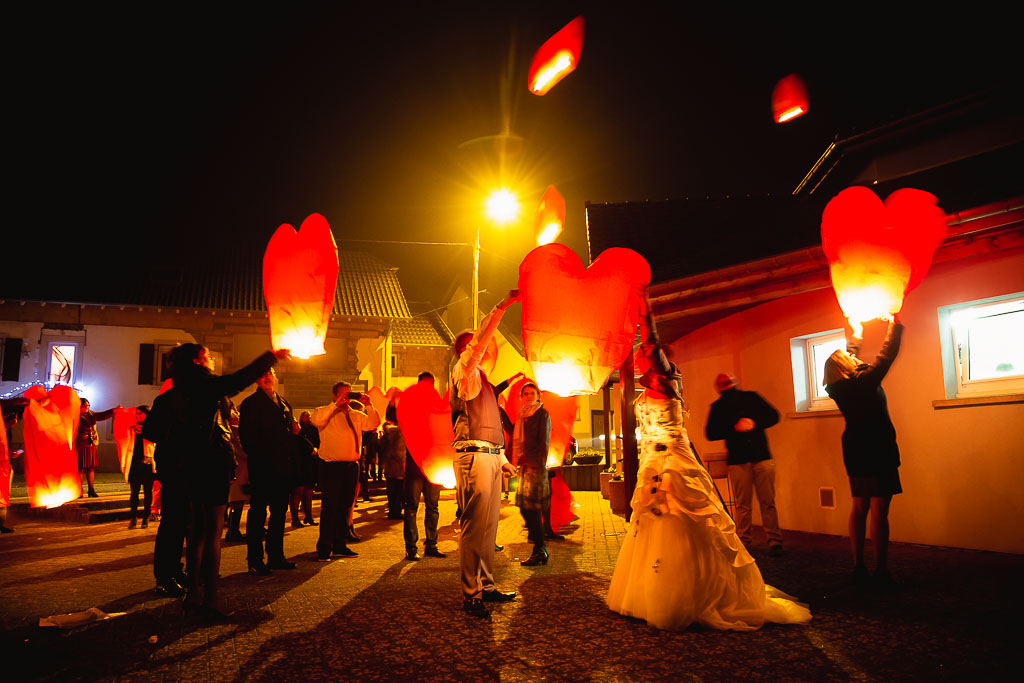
[772,73,808,123]
[262,213,340,358]
[395,380,457,489]
[821,186,948,337]
[528,15,585,95]
[534,184,566,246]
[22,384,81,508]
[518,243,651,396]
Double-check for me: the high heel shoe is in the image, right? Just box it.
[520,547,549,566]
[248,562,272,576]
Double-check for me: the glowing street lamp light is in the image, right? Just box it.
[474,189,521,326]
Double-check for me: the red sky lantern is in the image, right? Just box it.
[528,15,585,96]
[505,376,578,467]
[1,409,14,508]
[535,185,566,246]
[112,407,137,483]
[771,73,808,123]
[22,384,81,508]
[822,186,947,337]
[549,474,574,531]
[263,213,339,359]
[518,243,651,396]
[396,380,456,489]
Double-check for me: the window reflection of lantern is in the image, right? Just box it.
[528,15,585,96]
[535,185,566,246]
[48,343,76,384]
[518,243,650,396]
[262,213,339,359]
[821,186,947,337]
[772,73,808,123]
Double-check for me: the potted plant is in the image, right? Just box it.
[607,474,628,512]
[600,466,617,498]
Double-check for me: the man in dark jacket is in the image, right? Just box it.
[239,368,300,574]
[705,373,784,555]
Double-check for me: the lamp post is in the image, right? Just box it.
[474,189,520,327]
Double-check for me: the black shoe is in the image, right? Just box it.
[406,551,422,561]
[481,589,516,603]
[521,547,549,567]
[201,605,235,622]
[248,562,272,576]
[316,553,333,562]
[0,525,14,534]
[424,547,447,558]
[127,519,137,529]
[225,532,246,543]
[768,544,785,557]
[873,570,905,592]
[463,597,489,618]
[304,518,318,526]
[333,546,358,557]
[87,489,99,498]
[292,519,305,528]
[268,559,297,570]
[544,529,565,541]
[346,525,361,542]
[494,544,504,552]
[155,580,185,597]
[852,565,870,586]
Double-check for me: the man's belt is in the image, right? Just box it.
[455,446,502,454]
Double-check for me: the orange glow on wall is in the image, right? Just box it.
[528,15,585,95]
[535,185,566,246]
[518,243,650,396]
[772,74,808,123]
[822,186,947,337]
[262,213,339,358]
[22,384,81,508]
[395,381,456,489]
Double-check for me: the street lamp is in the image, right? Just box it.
[474,189,521,326]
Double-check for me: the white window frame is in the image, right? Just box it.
[47,341,81,386]
[790,329,846,411]
[938,292,1024,399]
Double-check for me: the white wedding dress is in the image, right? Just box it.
[606,393,811,631]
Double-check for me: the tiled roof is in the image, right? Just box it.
[391,312,452,347]
[336,252,410,319]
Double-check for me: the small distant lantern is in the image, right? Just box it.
[772,73,809,123]
[262,213,339,359]
[821,186,947,337]
[518,243,651,396]
[528,15,585,96]
[535,185,566,246]
[22,384,82,508]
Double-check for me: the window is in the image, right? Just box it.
[939,293,1024,398]
[790,329,846,411]
[48,342,80,385]
[1,338,22,381]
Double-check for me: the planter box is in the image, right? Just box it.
[600,471,614,498]
[561,463,601,491]
[607,479,629,513]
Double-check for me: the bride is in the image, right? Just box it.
[606,294,811,631]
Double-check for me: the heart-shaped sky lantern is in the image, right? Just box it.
[113,407,137,483]
[505,376,578,468]
[22,384,81,508]
[263,213,339,359]
[396,381,456,488]
[519,243,651,396]
[822,187,947,337]
[528,15,585,96]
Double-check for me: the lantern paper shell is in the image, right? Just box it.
[505,376,579,467]
[518,243,651,396]
[396,381,456,489]
[113,407,137,484]
[822,186,947,337]
[549,472,574,531]
[772,73,808,123]
[1,414,11,508]
[263,213,340,359]
[535,185,566,246]
[22,384,81,508]
[528,15,585,95]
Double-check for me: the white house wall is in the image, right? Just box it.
[672,247,1024,554]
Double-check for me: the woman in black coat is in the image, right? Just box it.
[160,343,289,619]
[513,382,552,567]
[824,317,904,587]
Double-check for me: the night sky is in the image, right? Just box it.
[5,4,1017,309]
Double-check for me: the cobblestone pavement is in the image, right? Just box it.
[1,488,1020,682]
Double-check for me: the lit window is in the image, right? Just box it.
[790,329,846,411]
[48,343,79,385]
[940,293,1024,398]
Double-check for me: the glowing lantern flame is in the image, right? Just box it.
[528,16,585,96]
[535,185,566,246]
[22,384,82,508]
[822,186,947,337]
[262,213,339,359]
[519,243,651,396]
[772,73,809,123]
[396,381,457,489]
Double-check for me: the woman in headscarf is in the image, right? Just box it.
[513,381,551,567]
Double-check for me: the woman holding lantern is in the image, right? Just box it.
[606,294,810,631]
[823,316,904,588]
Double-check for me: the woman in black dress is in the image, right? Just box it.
[513,382,552,567]
[77,399,119,497]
